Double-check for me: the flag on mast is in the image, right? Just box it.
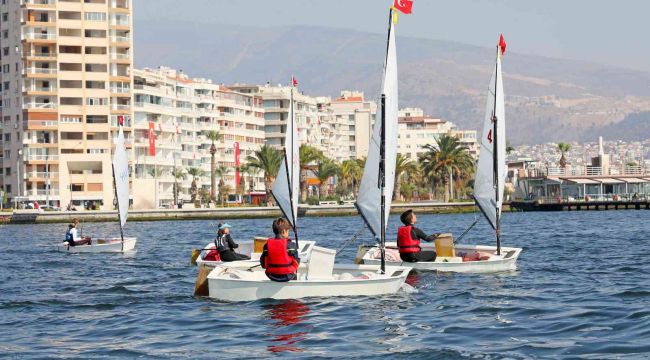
[499,34,507,55]
[393,0,414,14]
[291,75,298,87]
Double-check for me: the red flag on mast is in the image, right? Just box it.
[393,0,414,14]
[148,121,156,156]
[499,34,507,55]
[291,75,298,87]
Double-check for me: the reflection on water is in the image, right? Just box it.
[263,300,310,353]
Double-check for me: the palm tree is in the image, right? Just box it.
[353,157,366,193]
[299,145,324,202]
[394,153,418,201]
[187,167,204,203]
[148,167,164,208]
[246,144,282,204]
[314,159,339,199]
[419,134,473,202]
[557,142,570,168]
[170,168,186,205]
[213,164,228,205]
[339,159,361,197]
[203,130,224,202]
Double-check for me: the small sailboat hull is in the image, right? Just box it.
[57,237,137,253]
[206,263,411,302]
[360,242,521,273]
[195,240,317,268]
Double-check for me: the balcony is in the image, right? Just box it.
[29,171,59,179]
[111,104,131,111]
[110,35,131,43]
[36,189,59,196]
[23,102,57,110]
[26,154,59,161]
[22,32,57,41]
[110,86,131,94]
[21,0,56,8]
[23,85,57,94]
[22,51,57,59]
[24,68,57,77]
[110,52,131,60]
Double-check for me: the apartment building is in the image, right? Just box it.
[0,0,133,209]
[397,107,478,160]
[324,90,376,161]
[133,67,265,208]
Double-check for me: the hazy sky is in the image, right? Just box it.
[135,0,650,72]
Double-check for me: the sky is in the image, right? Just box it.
[135,0,650,73]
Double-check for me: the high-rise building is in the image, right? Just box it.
[0,0,133,209]
[324,91,376,161]
[133,67,265,208]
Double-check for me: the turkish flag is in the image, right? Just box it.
[148,121,156,156]
[291,75,298,87]
[393,0,413,14]
[499,34,507,55]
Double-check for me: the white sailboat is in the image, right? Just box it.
[360,35,522,273]
[57,119,137,253]
[206,9,411,301]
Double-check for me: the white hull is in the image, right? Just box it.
[207,263,411,302]
[57,237,137,253]
[195,239,316,268]
[361,242,521,273]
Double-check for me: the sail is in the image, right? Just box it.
[113,126,130,227]
[355,13,398,238]
[474,50,506,229]
[271,87,300,228]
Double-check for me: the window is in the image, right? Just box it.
[86,115,107,124]
[85,81,105,89]
[86,98,107,106]
[85,63,107,72]
[59,46,81,54]
[85,46,107,55]
[2,13,8,22]
[60,97,83,106]
[61,115,82,123]
[58,11,81,20]
[2,64,9,73]
[60,80,82,88]
[2,30,7,39]
[59,28,81,37]
[84,12,106,22]
[3,81,8,91]
[84,30,106,38]
[60,63,82,71]
[3,47,9,56]
[4,168,10,177]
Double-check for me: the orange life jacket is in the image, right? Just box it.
[397,225,420,254]
[264,238,298,276]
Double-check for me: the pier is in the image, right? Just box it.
[511,197,650,212]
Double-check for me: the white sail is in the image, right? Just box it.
[271,87,300,228]
[356,14,398,238]
[474,50,506,229]
[113,126,130,227]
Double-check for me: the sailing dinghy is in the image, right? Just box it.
[205,8,412,301]
[57,119,137,253]
[359,35,522,273]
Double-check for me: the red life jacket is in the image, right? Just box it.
[264,238,298,276]
[203,249,221,262]
[397,225,420,254]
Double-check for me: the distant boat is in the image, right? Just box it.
[360,35,522,272]
[57,120,137,253]
[204,7,411,301]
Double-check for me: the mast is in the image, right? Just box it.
[492,45,501,256]
[289,87,298,246]
[379,94,386,274]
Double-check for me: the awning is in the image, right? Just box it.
[616,178,650,183]
[595,178,625,184]
[560,178,600,185]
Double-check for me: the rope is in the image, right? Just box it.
[336,224,367,255]
[455,204,480,243]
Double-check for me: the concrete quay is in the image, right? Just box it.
[3,202,477,224]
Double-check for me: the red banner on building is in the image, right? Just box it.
[148,121,156,156]
[234,142,241,186]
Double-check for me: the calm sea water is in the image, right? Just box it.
[1,210,649,359]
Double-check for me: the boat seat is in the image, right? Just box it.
[306,246,335,280]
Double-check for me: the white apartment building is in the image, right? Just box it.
[322,90,376,161]
[397,108,478,160]
[133,67,265,208]
[0,0,133,209]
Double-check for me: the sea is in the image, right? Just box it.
[0,210,649,359]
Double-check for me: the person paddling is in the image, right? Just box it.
[396,209,439,262]
[214,223,250,262]
[260,218,300,282]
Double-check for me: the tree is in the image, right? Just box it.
[339,159,361,198]
[213,165,228,205]
[314,159,339,199]
[557,142,571,168]
[204,130,224,202]
[419,134,473,202]
[187,167,204,203]
[246,145,282,204]
[148,167,164,209]
[170,168,186,205]
[394,153,418,201]
[299,145,324,202]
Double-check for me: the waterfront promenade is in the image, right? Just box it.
[2,201,476,224]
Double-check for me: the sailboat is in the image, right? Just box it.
[194,84,316,268]
[57,118,137,253]
[204,8,411,301]
[360,35,522,273]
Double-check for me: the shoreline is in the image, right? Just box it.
[2,202,483,224]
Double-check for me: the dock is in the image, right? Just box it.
[511,197,650,212]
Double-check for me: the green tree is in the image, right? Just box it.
[557,142,571,168]
[339,159,361,197]
[170,168,186,205]
[394,153,418,201]
[187,167,204,203]
[299,145,324,202]
[203,130,224,201]
[213,164,229,205]
[246,144,282,204]
[314,159,339,199]
[419,134,473,202]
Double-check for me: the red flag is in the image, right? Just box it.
[499,34,507,55]
[117,115,124,126]
[393,0,413,14]
[148,121,156,156]
[291,75,298,87]
[234,142,241,186]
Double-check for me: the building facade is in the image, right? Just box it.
[1,0,133,209]
[323,90,376,162]
[133,67,265,208]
